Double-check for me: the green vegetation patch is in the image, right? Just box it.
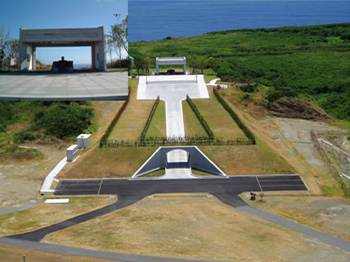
[35,103,94,139]
[108,79,154,141]
[0,144,43,161]
[182,100,209,138]
[145,100,166,138]
[193,90,246,139]
[0,101,95,160]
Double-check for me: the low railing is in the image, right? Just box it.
[100,137,255,148]
[311,130,350,194]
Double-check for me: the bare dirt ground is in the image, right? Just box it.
[43,194,350,262]
[0,196,114,237]
[320,134,350,177]
[0,102,120,208]
[0,143,67,208]
[0,245,115,262]
[246,194,350,241]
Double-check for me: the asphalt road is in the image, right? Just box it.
[5,175,350,258]
[9,175,306,242]
[54,175,307,196]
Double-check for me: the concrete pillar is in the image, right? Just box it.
[19,41,28,71]
[156,64,159,74]
[32,45,36,70]
[94,43,99,70]
[97,40,106,71]
[27,45,33,70]
[183,63,186,74]
[91,44,96,69]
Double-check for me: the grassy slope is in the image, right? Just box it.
[182,101,208,137]
[193,88,246,139]
[145,100,166,138]
[109,79,154,140]
[130,23,350,120]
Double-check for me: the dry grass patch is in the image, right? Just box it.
[58,147,157,179]
[0,245,115,262]
[90,101,122,144]
[109,79,154,140]
[194,88,246,138]
[44,194,313,261]
[0,197,114,237]
[245,194,350,241]
[200,145,294,175]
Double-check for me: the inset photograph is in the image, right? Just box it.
[0,0,128,101]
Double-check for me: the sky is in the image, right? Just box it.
[0,0,127,65]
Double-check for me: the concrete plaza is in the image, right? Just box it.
[0,71,128,101]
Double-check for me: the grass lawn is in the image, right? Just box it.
[182,100,209,138]
[199,145,294,175]
[0,197,113,237]
[193,88,246,139]
[59,147,157,179]
[109,79,154,140]
[145,100,166,138]
[43,195,313,261]
[0,245,115,262]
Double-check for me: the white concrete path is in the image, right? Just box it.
[138,75,209,139]
[206,78,230,88]
[207,78,220,85]
[40,157,68,194]
[137,75,209,179]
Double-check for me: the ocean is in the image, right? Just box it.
[129,0,350,42]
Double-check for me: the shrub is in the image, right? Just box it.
[240,83,258,93]
[13,130,41,144]
[35,104,94,139]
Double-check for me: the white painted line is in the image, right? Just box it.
[256,176,263,192]
[97,180,103,195]
[45,199,69,204]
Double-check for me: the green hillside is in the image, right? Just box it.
[0,101,95,160]
[130,23,350,120]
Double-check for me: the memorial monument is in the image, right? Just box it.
[19,27,106,71]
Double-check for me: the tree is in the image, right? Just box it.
[4,40,19,68]
[115,39,123,70]
[110,14,128,55]
[188,55,198,74]
[106,34,114,65]
[207,57,218,74]
[198,56,207,74]
[0,26,10,69]
[35,104,94,139]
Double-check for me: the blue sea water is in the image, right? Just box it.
[129,0,350,42]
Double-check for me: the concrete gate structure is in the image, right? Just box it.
[19,27,106,71]
[155,57,186,74]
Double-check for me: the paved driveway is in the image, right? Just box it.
[137,75,209,138]
[0,71,128,101]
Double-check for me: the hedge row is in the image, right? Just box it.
[140,96,160,141]
[99,87,130,147]
[186,95,214,140]
[213,88,256,144]
[101,136,254,148]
